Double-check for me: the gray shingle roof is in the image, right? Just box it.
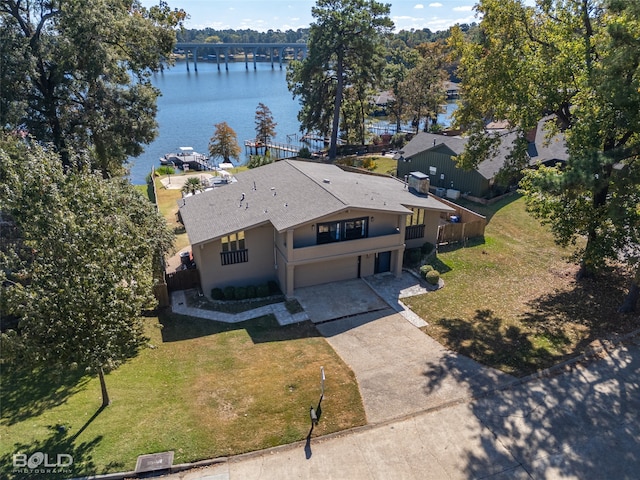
[528,116,569,165]
[179,160,454,246]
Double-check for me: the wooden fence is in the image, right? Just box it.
[437,220,486,245]
[166,268,201,292]
[435,195,487,245]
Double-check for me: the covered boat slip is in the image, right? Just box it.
[160,146,211,171]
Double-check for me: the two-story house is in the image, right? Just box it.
[178,160,454,298]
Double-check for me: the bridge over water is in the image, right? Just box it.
[174,42,308,71]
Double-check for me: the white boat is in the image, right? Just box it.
[160,147,211,171]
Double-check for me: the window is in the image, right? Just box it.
[405,208,425,226]
[220,231,248,265]
[221,231,245,252]
[317,217,368,244]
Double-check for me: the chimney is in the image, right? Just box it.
[408,171,430,196]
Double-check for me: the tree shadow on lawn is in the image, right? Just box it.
[425,309,557,382]
[159,311,322,344]
[0,366,90,427]
[0,426,106,480]
[520,270,640,353]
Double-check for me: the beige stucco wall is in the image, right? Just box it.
[405,209,442,249]
[195,224,276,297]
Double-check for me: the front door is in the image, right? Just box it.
[374,251,391,274]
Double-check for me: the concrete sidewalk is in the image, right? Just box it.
[160,335,640,480]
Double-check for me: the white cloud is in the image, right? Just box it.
[453,6,473,12]
[414,4,424,9]
[429,2,443,7]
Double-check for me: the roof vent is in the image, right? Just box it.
[323,178,331,184]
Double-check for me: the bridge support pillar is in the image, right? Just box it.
[193,47,198,72]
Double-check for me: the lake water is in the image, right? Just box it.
[128,59,456,185]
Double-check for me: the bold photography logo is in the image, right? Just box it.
[13,452,73,472]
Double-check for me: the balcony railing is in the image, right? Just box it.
[290,232,402,263]
[405,224,425,241]
[220,249,249,266]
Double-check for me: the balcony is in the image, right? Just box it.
[289,232,402,264]
[220,249,249,266]
[405,224,425,240]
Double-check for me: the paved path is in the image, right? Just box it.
[170,291,309,326]
[161,335,640,480]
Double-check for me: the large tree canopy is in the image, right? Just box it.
[287,0,393,158]
[451,0,640,310]
[0,135,174,406]
[0,0,185,177]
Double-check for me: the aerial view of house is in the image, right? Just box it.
[179,160,454,297]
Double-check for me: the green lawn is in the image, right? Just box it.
[0,313,365,478]
[404,195,638,376]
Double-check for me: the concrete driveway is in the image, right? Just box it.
[316,309,514,423]
[295,277,514,424]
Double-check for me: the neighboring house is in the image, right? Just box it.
[179,160,454,297]
[395,117,569,199]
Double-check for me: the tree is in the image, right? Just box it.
[0,136,174,407]
[399,52,448,134]
[209,121,241,164]
[450,0,640,311]
[182,177,205,196]
[383,47,420,132]
[287,0,393,159]
[0,0,186,177]
[254,103,277,153]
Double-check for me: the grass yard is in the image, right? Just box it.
[0,313,365,479]
[404,195,639,377]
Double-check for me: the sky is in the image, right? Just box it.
[141,1,484,33]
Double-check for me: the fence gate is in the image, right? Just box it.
[165,269,200,292]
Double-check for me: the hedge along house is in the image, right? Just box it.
[395,117,569,199]
[179,160,454,298]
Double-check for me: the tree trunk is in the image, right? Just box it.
[99,367,111,408]
[329,55,344,160]
[619,267,640,313]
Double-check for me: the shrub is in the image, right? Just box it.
[298,146,312,158]
[267,280,280,294]
[361,157,376,171]
[223,286,236,300]
[235,286,247,300]
[211,288,224,300]
[156,165,175,176]
[404,248,422,267]
[425,270,440,285]
[419,264,434,278]
[421,242,435,255]
[246,285,257,299]
[257,284,270,297]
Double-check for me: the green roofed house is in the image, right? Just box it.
[178,160,454,298]
[395,117,568,199]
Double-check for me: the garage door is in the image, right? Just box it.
[294,256,359,289]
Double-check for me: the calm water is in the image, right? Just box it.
[128,60,302,184]
[128,60,456,185]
